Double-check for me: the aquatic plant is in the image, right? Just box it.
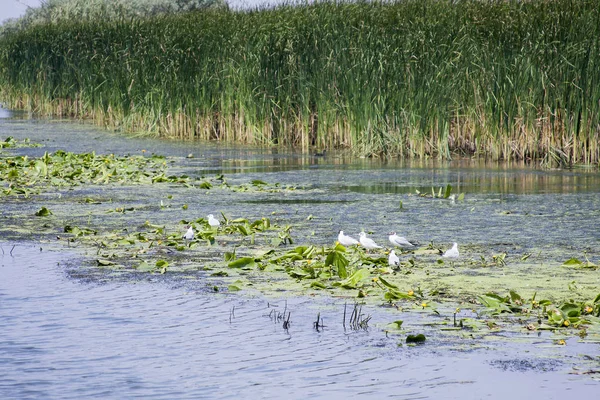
[0,0,226,34]
[343,302,371,331]
[313,312,325,331]
[477,290,600,332]
[268,301,292,331]
[562,256,598,270]
[34,206,53,216]
[478,291,536,315]
[0,151,171,197]
[0,136,42,149]
[416,184,464,201]
[1,1,599,163]
[0,150,301,198]
[405,334,426,344]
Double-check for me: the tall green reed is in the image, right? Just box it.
[0,0,599,164]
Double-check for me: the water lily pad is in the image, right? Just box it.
[334,268,369,289]
[406,334,426,343]
[35,207,52,216]
[228,257,256,269]
[137,261,154,272]
[389,320,403,329]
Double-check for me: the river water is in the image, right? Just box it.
[1,108,599,398]
[2,247,598,400]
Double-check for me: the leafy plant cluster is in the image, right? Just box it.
[0,150,170,196]
[225,241,425,304]
[4,147,595,339]
[60,214,293,274]
[42,184,599,337]
[0,150,299,197]
[0,136,42,149]
[479,291,600,332]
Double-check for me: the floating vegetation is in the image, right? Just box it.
[562,257,598,270]
[0,151,171,197]
[0,136,42,149]
[406,334,426,344]
[476,291,600,332]
[415,184,464,201]
[1,147,600,347]
[0,150,301,198]
[35,206,53,216]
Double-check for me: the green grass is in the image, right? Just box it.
[1,0,599,163]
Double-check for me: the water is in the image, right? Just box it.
[2,108,600,196]
[1,247,598,399]
[1,109,600,398]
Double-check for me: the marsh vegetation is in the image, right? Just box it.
[1,0,599,385]
[1,0,599,163]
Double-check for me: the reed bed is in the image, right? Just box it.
[1,0,599,164]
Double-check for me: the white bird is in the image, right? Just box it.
[388,250,400,266]
[359,232,382,251]
[443,242,459,258]
[207,214,220,228]
[183,225,194,241]
[388,232,414,248]
[337,230,359,246]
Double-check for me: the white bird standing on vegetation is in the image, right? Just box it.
[183,225,194,241]
[388,232,414,248]
[207,214,220,228]
[388,250,400,266]
[443,242,459,258]
[359,232,382,251]
[338,230,359,246]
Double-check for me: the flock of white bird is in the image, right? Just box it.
[338,230,459,266]
[182,216,459,267]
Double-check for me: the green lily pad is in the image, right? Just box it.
[406,334,426,343]
[35,207,52,216]
[228,257,256,269]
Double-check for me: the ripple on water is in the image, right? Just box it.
[1,245,599,399]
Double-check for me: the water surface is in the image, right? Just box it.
[1,109,600,398]
[1,247,598,399]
